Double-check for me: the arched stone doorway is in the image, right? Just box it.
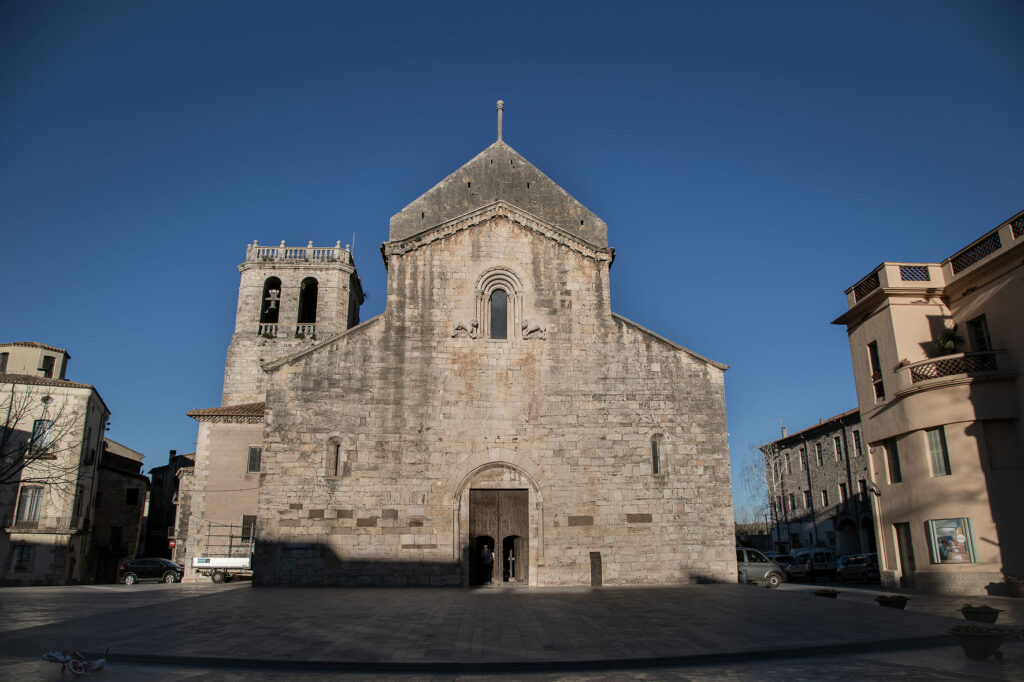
[452,460,544,587]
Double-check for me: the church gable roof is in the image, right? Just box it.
[389,141,607,248]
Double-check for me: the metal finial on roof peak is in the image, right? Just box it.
[496,100,504,141]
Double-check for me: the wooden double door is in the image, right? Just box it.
[469,489,528,585]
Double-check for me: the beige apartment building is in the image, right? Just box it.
[1,342,110,584]
[833,209,1024,594]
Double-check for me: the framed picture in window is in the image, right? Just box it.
[926,518,975,564]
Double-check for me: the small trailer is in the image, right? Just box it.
[191,522,254,583]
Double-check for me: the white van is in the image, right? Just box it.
[786,549,837,581]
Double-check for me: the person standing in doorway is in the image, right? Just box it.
[481,544,494,584]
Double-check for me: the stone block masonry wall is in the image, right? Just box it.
[223,257,360,405]
[253,214,734,586]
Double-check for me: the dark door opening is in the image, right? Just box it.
[469,489,528,586]
[894,522,916,589]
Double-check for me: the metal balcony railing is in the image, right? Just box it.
[4,515,84,532]
[907,351,999,384]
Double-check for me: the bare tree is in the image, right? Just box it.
[0,383,85,497]
[757,441,790,547]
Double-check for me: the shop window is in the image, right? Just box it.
[926,518,976,564]
[247,446,262,473]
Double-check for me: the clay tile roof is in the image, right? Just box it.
[186,402,265,419]
[1,341,69,355]
[0,372,93,390]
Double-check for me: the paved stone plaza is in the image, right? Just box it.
[1,581,1022,679]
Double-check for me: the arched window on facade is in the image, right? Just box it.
[476,268,523,341]
[259,277,281,336]
[297,277,318,337]
[490,289,508,339]
[651,435,662,475]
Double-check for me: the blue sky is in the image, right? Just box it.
[2,1,1022,518]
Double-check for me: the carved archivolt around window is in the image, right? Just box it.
[475,268,523,341]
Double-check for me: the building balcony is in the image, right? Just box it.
[245,240,352,265]
[841,213,1024,310]
[4,515,83,534]
[257,323,278,338]
[893,350,1012,394]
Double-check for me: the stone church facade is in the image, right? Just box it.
[183,114,735,587]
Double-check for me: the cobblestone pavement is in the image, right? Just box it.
[1,581,1021,679]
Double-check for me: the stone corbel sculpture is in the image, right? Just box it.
[521,320,546,340]
[451,318,478,339]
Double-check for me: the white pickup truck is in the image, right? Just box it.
[191,555,252,583]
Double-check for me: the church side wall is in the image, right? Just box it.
[254,217,733,586]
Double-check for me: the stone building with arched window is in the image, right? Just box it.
[183,109,734,586]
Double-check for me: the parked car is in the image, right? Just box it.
[772,554,795,569]
[736,547,787,588]
[786,549,837,581]
[838,553,880,583]
[117,558,184,585]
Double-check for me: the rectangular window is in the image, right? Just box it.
[247,446,262,473]
[927,427,951,476]
[785,453,792,475]
[0,352,7,373]
[109,526,123,551]
[839,482,848,505]
[815,443,823,467]
[775,495,783,514]
[803,490,812,508]
[241,515,257,542]
[125,488,140,505]
[859,479,868,499]
[927,518,976,564]
[16,486,43,522]
[834,436,843,461]
[11,544,34,571]
[820,489,829,506]
[651,439,660,475]
[885,439,902,483]
[966,315,992,352]
[799,447,808,470]
[31,419,53,453]
[331,444,342,476]
[40,355,55,378]
[868,342,885,399]
[788,493,796,511]
[853,430,863,457]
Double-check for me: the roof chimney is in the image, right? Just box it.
[781,425,787,437]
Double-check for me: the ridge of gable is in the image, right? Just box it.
[382,201,614,267]
[389,141,607,248]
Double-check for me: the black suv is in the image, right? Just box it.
[118,558,184,585]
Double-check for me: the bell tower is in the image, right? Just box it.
[221,240,363,405]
